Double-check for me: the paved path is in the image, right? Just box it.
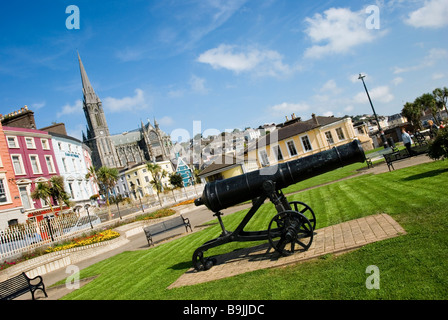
[21,154,433,299]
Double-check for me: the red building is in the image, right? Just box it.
[3,126,61,222]
[0,123,24,229]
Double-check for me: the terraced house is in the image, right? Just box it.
[0,123,24,229]
[246,114,370,169]
[3,126,60,222]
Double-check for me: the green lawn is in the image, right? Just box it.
[61,160,448,300]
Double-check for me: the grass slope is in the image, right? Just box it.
[62,160,448,300]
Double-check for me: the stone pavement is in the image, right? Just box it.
[168,213,406,289]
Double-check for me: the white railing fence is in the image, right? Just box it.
[0,212,80,261]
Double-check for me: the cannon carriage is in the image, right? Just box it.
[193,140,366,272]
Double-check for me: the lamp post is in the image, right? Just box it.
[358,73,389,149]
[84,204,93,229]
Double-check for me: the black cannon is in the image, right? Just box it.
[193,140,366,271]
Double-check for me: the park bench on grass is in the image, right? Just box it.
[0,272,47,300]
[383,144,429,171]
[143,214,192,246]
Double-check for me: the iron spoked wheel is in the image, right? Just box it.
[192,250,217,272]
[289,201,316,230]
[267,210,314,256]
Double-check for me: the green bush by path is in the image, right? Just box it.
[62,160,448,300]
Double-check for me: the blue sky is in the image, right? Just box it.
[1,0,447,142]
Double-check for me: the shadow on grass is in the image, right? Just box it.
[401,168,448,181]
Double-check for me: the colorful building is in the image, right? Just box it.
[174,156,194,187]
[246,114,364,169]
[0,123,24,229]
[49,132,97,208]
[3,126,60,221]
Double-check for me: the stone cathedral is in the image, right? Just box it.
[78,53,173,169]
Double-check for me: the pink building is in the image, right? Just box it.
[3,126,60,221]
[0,123,24,229]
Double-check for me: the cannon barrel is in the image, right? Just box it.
[195,140,366,212]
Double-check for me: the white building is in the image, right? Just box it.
[50,132,96,208]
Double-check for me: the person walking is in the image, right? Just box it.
[402,128,416,156]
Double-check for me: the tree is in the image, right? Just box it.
[433,87,448,114]
[428,128,448,161]
[146,162,168,205]
[49,175,70,212]
[415,93,440,125]
[31,181,55,214]
[169,173,184,189]
[95,166,119,219]
[402,101,423,130]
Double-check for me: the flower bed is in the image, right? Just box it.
[44,229,120,254]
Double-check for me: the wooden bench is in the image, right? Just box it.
[0,272,48,300]
[143,214,192,246]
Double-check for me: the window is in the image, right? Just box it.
[272,145,283,161]
[145,176,150,183]
[41,139,50,150]
[68,183,74,198]
[30,155,42,174]
[0,178,8,204]
[7,136,18,148]
[25,137,36,149]
[336,128,345,140]
[58,142,62,150]
[45,156,56,173]
[19,186,32,209]
[301,136,313,152]
[286,140,298,157]
[11,155,25,175]
[136,178,141,186]
[259,150,270,166]
[62,158,67,172]
[325,131,334,144]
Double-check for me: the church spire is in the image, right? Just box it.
[78,52,101,104]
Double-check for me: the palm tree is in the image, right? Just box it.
[96,166,119,219]
[31,181,55,214]
[146,162,168,206]
[49,175,70,213]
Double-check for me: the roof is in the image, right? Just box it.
[110,130,142,145]
[247,115,345,151]
[198,153,245,177]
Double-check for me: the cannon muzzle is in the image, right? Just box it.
[195,140,365,212]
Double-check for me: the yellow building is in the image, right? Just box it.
[247,114,367,168]
[124,160,173,199]
[198,154,257,183]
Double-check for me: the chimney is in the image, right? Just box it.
[311,113,319,125]
[291,113,296,119]
[285,115,289,121]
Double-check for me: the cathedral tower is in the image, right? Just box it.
[78,52,118,169]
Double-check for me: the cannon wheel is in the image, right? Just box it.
[289,201,316,230]
[193,250,217,272]
[267,210,314,256]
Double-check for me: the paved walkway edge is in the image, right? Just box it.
[168,213,406,289]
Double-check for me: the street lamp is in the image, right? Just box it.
[84,204,93,229]
[358,73,389,149]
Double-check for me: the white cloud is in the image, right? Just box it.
[57,99,83,118]
[157,116,174,126]
[320,79,343,94]
[197,44,296,77]
[189,75,209,94]
[393,48,448,74]
[354,85,394,104]
[269,102,310,114]
[432,73,445,80]
[392,77,403,85]
[103,88,150,113]
[303,7,384,59]
[31,101,46,110]
[405,0,448,28]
